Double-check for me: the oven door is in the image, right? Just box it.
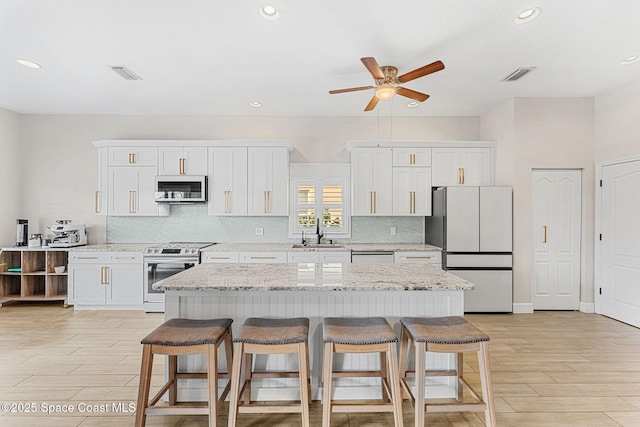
[143,256,198,310]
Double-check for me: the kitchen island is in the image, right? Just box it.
[154,262,474,402]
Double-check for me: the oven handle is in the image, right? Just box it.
[144,257,200,264]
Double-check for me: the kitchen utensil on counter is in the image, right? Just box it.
[28,233,42,247]
[15,219,28,247]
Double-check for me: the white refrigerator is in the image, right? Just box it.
[425,186,513,312]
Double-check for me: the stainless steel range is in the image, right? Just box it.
[143,242,214,312]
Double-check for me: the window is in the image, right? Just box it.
[289,164,351,238]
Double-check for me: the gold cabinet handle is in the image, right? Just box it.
[179,158,185,175]
[95,191,100,213]
[370,191,373,214]
[128,191,133,213]
[100,266,108,285]
[373,191,377,214]
[129,153,136,164]
[543,225,547,243]
[461,167,465,184]
[228,190,231,213]
[406,256,434,259]
[224,191,228,213]
[457,168,461,184]
[268,190,271,213]
[264,191,267,213]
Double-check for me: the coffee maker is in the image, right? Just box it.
[15,219,28,247]
[49,223,87,248]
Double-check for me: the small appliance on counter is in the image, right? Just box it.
[28,234,42,247]
[15,219,28,247]
[49,221,87,248]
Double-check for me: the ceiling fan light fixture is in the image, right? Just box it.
[16,58,42,69]
[375,83,396,100]
[515,7,541,24]
[620,55,640,65]
[260,5,279,21]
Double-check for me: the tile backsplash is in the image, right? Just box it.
[106,205,424,243]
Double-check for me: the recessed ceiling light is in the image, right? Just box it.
[249,101,262,108]
[260,5,279,21]
[515,7,541,24]
[16,58,42,69]
[620,55,640,65]
[407,101,420,108]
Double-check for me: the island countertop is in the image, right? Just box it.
[153,262,474,292]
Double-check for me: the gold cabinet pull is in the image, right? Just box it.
[373,191,377,214]
[129,153,136,164]
[179,158,185,175]
[457,168,461,184]
[95,191,100,213]
[267,190,271,213]
[370,191,373,214]
[100,266,108,285]
[543,225,547,243]
[461,167,465,184]
[264,191,267,213]
[228,190,231,213]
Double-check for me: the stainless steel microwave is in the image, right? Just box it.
[154,175,207,203]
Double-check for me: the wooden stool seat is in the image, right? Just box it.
[322,317,404,427]
[228,317,311,427]
[135,318,233,427]
[399,316,496,427]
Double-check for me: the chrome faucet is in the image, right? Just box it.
[315,219,324,244]
[301,230,307,246]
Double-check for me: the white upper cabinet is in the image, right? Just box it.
[247,147,289,216]
[158,147,208,175]
[208,147,248,216]
[392,167,432,216]
[108,167,159,216]
[108,146,158,167]
[351,148,393,216]
[432,147,493,187]
[392,147,431,167]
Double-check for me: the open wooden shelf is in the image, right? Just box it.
[0,248,68,305]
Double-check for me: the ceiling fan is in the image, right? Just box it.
[329,57,445,111]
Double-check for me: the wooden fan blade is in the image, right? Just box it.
[396,87,430,102]
[397,60,445,83]
[361,57,385,80]
[364,95,379,111]
[329,86,374,94]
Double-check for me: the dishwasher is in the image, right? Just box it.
[351,251,395,263]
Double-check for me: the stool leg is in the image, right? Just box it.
[305,340,312,402]
[298,342,310,427]
[220,331,234,403]
[207,343,219,427]
[168,355,178,405]
[456,353,464,401]
[398,324,411,399]
[414,341,426,427]
[478,342,496,427]
[242,353,252,405]
[135,344,153,427]
[321,342,334,427]
[387,342,404,427]
[380,351,389,402]
[227,342,244,427]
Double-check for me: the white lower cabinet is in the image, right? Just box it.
[68,252,143,309]
[238,252,287,263]
[394,251,442,268]
[287,252,351,263]
[201,252,240,263]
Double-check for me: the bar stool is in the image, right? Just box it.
[321,317,404,427]
[399,316,496,427]
[227,317,311,427]
[135,318,233,427]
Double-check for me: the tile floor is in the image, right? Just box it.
[0,303,639,426]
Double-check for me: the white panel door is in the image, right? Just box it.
[599,160,640,327]
[460,148,493,186]
[532,170,581,310]
[209,147,247,216]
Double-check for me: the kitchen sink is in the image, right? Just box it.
[292,244,346,250]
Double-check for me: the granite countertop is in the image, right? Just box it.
[69,244,151,252]
[153,262,472,292]
[202,243,442,252]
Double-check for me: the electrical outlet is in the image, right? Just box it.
[390,227,397,235]
[255,227,264,236]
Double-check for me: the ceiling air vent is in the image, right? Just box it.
[109,65,142,80]
[502,67,536,82]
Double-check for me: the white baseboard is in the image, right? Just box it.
[580,302,595,313]
[512,303,534,314]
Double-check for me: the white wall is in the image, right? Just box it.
[0,107,21,247]
[482,98,595,308]
[18,114,480,243]
[594,76,640,162]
